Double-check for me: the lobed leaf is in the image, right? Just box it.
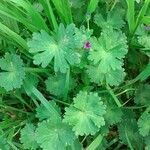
[87,28,128,86]
[36,101,61,121]
[36,119,76,150]
[63,91,106,135]
[20,124,39,150]
[138,111,150,137]
[28,24,81,73]
[0,53,25,91]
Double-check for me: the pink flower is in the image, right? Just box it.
[84,42,91,49]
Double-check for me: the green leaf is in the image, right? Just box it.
[70,0,85,8]
[20,124,39,150]
[36,101,61,121]
[135,0,150,31]
[94,9,125,30]
[28,24,81,73]
[38,0,58,31]
[126,0,135,34]
[104,98,123,125]
[118,110,144,149]
[36,119,76,150]
[88,29,128,73]
[138,111,150,137]
[69,139,83,150]
[23,78,61,120]
[63,91,106,135]
[0,53,25,91]
[87,28,128,86]
[51,0,73,24]
[0,22,28,50]
[4,0,49,32]
[87,65,126,86]
[74,26,93,49]
[0,136,10,150]
[145,136,150,150]
[45,74,75,97]
[87,0,99,14]
[142,16,150,25]
[86,133,103,150]
[135,63,150,81]
[134,84,150,105]
[23,74,39,97]
[138,34,150,57]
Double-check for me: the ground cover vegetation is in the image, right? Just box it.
[0,0,150,149]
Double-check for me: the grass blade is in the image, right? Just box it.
[39,0,58,31]
[135,63,150,81]
[135,0,150,31]
[0,3,41,32]
[51,0,73,24]
[4,0,49,32]
[126,0,135,34]
[63,68,70,101]
[87,0,99,14]
[86,133,103,150]
[125,128,134,150]
[142,16,150,24]
[0,22,27,50]
[106,84,122,107]
[32,87,61,119]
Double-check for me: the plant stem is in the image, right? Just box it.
[0,104,30,114]
[107,138,118,148]
[106,84,122,107]
[110,0,118,11]
[81,136,87,144]
[122,98,132,106]
[13,93,33,111]
[53,98,70,106]
[116,88,136,96]
[125,105,147,109]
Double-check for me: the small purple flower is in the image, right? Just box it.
[84,41,91,50]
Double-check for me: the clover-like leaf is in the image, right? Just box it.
[45,74,75,97]
[138,111,150,137]
[134,84,150,105]
[94,9,125,30]
[87,65,126,86]
[88,29,128,73]
[36,101,61,121]
[87,28,128,86]
[20,124,39,150]
[138,34,150,57]
[28,24,81,73]
[63,91,106,135]
[118,110,144,149]
[145,136,150,150]
[0,53,25,91]
[104,97,123,125]
[36,119,76,150]
[0,136,10,150]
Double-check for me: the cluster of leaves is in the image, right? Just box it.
[0,0,150,150]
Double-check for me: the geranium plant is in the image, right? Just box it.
[0,0,150,149]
